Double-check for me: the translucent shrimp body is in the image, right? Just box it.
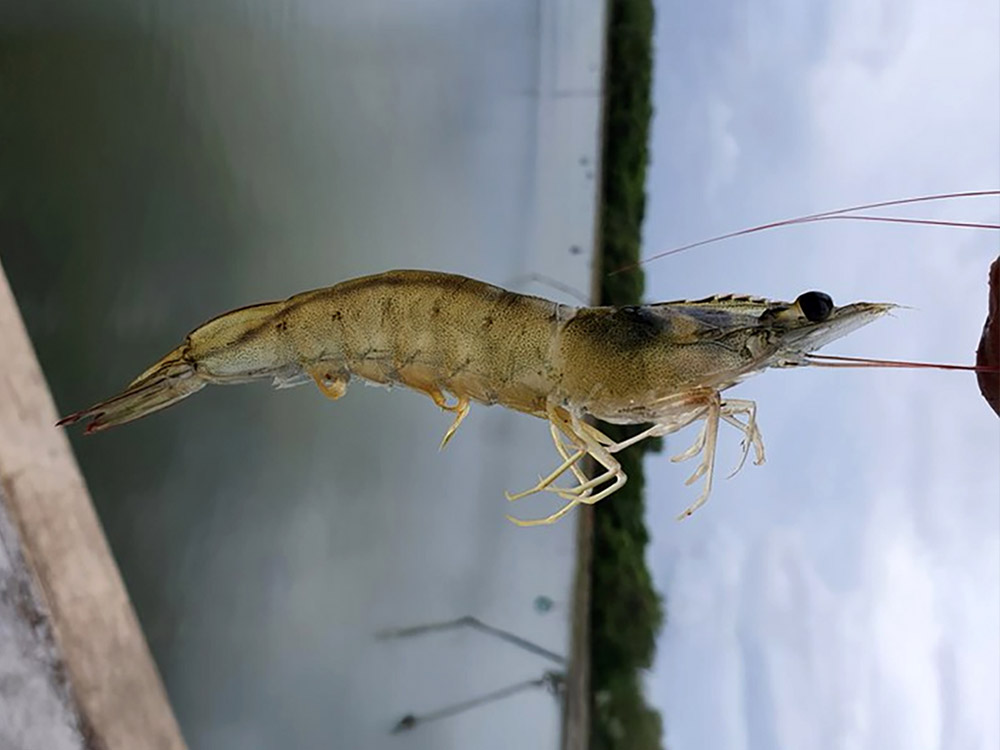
[58,270,893,523]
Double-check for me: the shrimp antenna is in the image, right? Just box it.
[805,354,999,373]
[610,189,1000,275]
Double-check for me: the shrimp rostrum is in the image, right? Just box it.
[58,270,893,524]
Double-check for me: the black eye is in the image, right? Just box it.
[796,291,834,322]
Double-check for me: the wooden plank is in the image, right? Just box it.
[0,259,186,750]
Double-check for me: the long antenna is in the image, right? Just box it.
[611,189,1000,274]
[806,354,999,372]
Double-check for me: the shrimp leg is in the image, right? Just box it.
[435,394,471,450]
[577,420,668,455]
[508,389,767,524]
[504,406,593,502]
[510,414,670,503]
[504,438,588,502]
[548,422,594,495]
[307,366,349,400]
[719,398,766,478]
[410,386,471,449]
[501,423,596,527]
[504,404,622,506]
[507,408,628,526]
[307,364,472,450]
[673,394,723,519]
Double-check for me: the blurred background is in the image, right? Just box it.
[1,1,605,748]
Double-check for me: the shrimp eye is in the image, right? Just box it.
[796,291,834,322]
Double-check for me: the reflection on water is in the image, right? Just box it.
[1,1,604,747]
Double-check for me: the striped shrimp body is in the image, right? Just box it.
[58,269,893,524]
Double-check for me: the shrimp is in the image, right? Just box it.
[57,269,895,525]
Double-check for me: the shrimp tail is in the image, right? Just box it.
[56,344,207,434]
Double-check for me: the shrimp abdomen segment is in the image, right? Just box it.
[57,271,571,435]
[187,300,299,382]
[283,271,571,417]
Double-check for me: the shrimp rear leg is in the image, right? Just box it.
[504,421,588,503]
[505,408,644,506]
[421,388,471,449]
[548,422,593,492]
[507,407,628,527]
[512,422,593,504]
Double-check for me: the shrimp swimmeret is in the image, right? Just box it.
[58,269,894,525]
